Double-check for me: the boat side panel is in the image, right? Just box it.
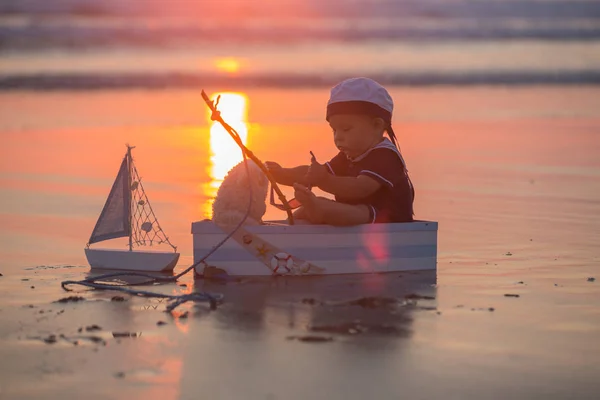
[192,222,438,276]
[191,220,438,234]
[193,230,437,250]
[195,257,437,276]
[199,244,436,263]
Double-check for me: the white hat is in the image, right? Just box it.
[326,77,393,121]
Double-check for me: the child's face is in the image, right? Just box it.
[328,114,383,159]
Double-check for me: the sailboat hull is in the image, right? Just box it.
[85,248,180,272]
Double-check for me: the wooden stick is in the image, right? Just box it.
[201,90,295,225]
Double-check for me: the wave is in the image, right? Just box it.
[2,71,600,90]
[1,1,600,50]
[2,0,600,20]
[2,22,600,52]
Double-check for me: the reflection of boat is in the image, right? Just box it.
[195,270,437,337]
[192,220,437,277]
[85,146,179,272]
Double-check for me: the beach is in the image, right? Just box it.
[1,86,599,399]
[2,0,600,397]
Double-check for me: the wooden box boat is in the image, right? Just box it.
[192,92,435,277]
[192,220,437,277]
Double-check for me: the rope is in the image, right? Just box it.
[59,280,223,313]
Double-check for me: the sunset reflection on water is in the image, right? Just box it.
[202,92,249,218]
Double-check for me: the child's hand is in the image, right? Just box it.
[305,153,329,187]
[264,161,284,183]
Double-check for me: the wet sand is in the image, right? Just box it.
[1,87,599,399]
[0,264,598,399]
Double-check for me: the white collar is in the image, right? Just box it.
[348,138,407,170]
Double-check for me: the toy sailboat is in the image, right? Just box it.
[84,146,180,272]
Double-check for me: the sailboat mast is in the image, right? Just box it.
[127,146,133,252]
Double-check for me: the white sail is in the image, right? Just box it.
[88,156,131,245]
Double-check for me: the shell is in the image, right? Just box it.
[141,221,153,232]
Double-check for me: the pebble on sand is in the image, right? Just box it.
[55,296,85,303]
[287,335,334,343]
[504,294,520,298]
[43,335,57,344]
[88,336,105,344]
[85,324,102,332]
[588,277,596,282]
[112,332,138,338]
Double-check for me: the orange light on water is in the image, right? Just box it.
[203,92,249,217]
[214,57,242,74]
[357,225,390,281]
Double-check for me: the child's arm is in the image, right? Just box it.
[319,174,381,199]
[265,162,309,187]
[306,160,381,199]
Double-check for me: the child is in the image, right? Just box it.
[265,77,414,226]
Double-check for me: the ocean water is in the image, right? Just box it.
[1,0,600,88]
[0,86,599,271]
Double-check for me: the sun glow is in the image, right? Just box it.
[214,57,242,74]
[203,92,249,216]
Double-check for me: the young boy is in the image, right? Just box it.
[265,77,414,226]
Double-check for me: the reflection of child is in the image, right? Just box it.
[265,77,415,226]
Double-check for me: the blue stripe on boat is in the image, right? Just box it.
[199,244,437,263]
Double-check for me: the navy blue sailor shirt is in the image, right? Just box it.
[325,138,415,223]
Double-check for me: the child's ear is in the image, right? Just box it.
[372,117,386,131]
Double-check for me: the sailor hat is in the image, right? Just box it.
[326,77,393,123]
